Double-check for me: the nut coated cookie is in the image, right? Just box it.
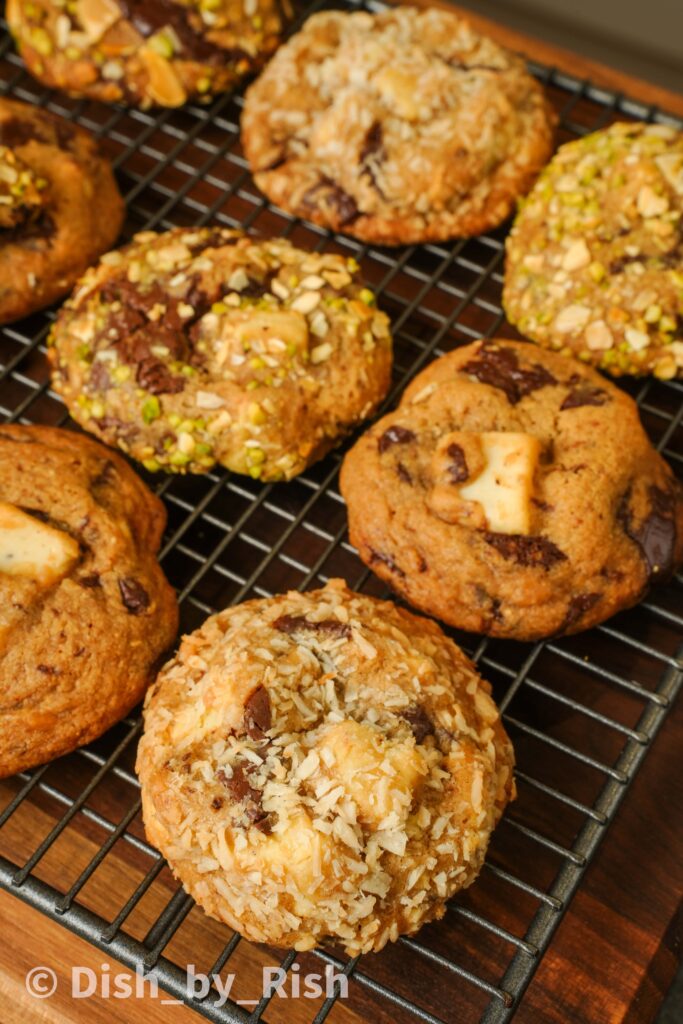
[0,97,123,324]
[0,425,178,778]
[137,579,514,954]
[504,122,683,379]
[241,7,555,245]
[8,0,288,108]
[340,340,683,641]
[48,226,392,481]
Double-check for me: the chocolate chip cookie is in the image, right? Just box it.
[241,7,555,245]
[48,226,392,481]
[8,0,288,108]
[504,122,683,379]
[340,340,683,641]
[0,97,124,324]
[0,424,178,778]
[137,578,514,954]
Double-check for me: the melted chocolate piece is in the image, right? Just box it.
[136,357,186,395]
[301,177,359,226]
[243,685,272,740]
[0,210,55,246]
[0,116,77,151]
[273,614,351,639]
[483,532,567,569]
[37,664,60,675]
[619,485,678,580]
[211,796,224,810]
[360,122,386,196]
[369,549,406,578]
[216,765,272,832]
[378,425,416,453]
[560,384,609,411]
[118,577,151,614]
[401,705,434,744]
[397,462,413,485]
[609,253,642,274]
[117,0,247,65]
[559,592,600,633]
[446,443,468,483]
[78,574,102,589]
[462,344,556,405]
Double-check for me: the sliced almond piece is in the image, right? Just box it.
[655,151,683,195]
[139,46,187,107]
[76,0,121,43]
[233,309,309,358]
[0,502,79,585]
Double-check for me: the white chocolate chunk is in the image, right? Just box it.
[0,502,79,585]
[459,432,542,535]
[318,719,426,827]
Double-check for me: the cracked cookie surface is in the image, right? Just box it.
[8,0,288,108]
[0,97,123,324]
[137,578,514,954]
[0,424,178,778]
[504,122,683,379]
[241,6,555,245]
[48,226,392,481]
[340,339,683,640]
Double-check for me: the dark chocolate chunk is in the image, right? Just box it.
[272,615,351,639]
[360,122,386,196]
[37,664,60,675]
[88,361,111,392]
[78,574,102,589]
[609,253,641,274]
[116,0,246,64]
[559,592,600,633]
[446,443,469,483]
[118,577,151,614]
[211,796,224,811]
[401,705,434,744]
[369,549,406,578]
[619,485,678,580]
[243,685,272,740]
[136,357,186,395]
[560,380,610,411]
[216,764,272,833]
[301,177,359,226]
[378,425,416,453]
[462,343,556,404]
[397,462,413,485]
[483,532,567,569]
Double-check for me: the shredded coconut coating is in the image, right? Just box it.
[48,227,392,481]
[241,7,555,245]
[504,122,683,379]
[137,579,514,954]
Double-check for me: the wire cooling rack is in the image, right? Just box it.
[1,2,682,1022]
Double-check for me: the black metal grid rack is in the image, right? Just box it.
[0,2,682,1021]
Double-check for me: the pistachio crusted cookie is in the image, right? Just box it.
[0,97,123,324]
[48,227,392,481]
[504,122,683,379]
[241,7,555,245]
[8,0,288,109]
[137,579,514,954]
[340,340,683,641]
[0,424,178,778]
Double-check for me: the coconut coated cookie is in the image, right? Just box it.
[504,122,683,379]
[48,226,392,481]
[340,340,683,641]
[0,424,178,778]
[0,97,124,324]
[8,0,288,108]
[137,579,514,954]
[241,6,555,245]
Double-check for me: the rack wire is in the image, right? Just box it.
[0,2,682,1021]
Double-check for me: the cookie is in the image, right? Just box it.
[504,122,683,379]
[0,97,124,324]
[241,7,555,246]
[7,0,288,108]
[48,226,392,481]
[340,340,683,641]
[137,578,514,954]
[0,424,178,778]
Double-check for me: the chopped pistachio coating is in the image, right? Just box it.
[504,122,683,379]
[48,227,393,481]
